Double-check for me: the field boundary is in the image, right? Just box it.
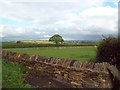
[2,50,118,88]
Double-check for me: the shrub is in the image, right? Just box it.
[96,36,120,70]
[16,41,22,44]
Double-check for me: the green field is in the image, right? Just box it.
[7,46,97,61]
[22,40,54,44]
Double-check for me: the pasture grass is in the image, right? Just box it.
[22,40,54,44]
[2,59,32,88]
[7,46,97,61]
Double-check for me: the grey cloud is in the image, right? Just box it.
[0,0,118,41]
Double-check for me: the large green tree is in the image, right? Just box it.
[49,34,64,45]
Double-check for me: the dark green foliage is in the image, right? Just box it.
[96,36,120,70]
[2,42,55,48]
[2,42,96,49]
[16,41,22,44]
[49,34,64,45]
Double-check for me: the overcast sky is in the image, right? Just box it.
[0,0,119,41]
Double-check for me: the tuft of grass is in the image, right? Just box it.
[2,59,32,88]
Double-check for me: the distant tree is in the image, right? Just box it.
[49,34,64,45]
[16,41,21,44]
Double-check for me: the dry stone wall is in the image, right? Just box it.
[2,50,115,88]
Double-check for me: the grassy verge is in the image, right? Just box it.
[0,59,2,88]
[2,59,32,88]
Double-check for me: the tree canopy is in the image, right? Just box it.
[49,34,64,45]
